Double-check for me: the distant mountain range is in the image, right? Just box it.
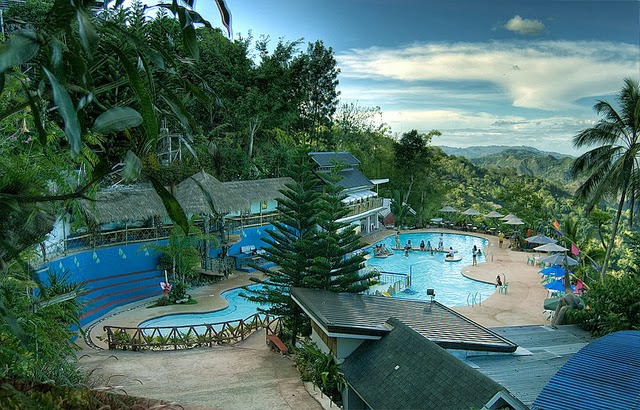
[438,145,577,188]
[438,145,573,160]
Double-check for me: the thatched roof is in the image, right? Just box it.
[176,171,251,215]
[79,185,167,224]
[222,177,294,203]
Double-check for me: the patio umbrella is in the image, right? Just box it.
[534,243,568,252]
[461,208,481,216]
[484,210,504,218]
[539,265,565,277]
[439,205,459,213]
[525,234,557,245]
[540,253,579,266]
[502,213,517,221]
[504,217,524,225]
[544,279,575,292]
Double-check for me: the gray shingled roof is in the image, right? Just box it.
[291,288,517,352]
[341,318,519,410]
[309,152,360,167]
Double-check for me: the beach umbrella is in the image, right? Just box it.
[534,243,568,252]
[502,213,517,221]
[540,253,579,266]
[461,208,481,216]
[439,205,459,213]
[484,210,504,218]
[525,234,557,245]
[544,279,575,292]
[504,217,524,225]
[539,265,565,277]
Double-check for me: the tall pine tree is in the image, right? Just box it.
[306,169,375,292]
[248,152,321,344]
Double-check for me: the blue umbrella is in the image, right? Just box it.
[544,279,575,292]
[539,265,565,277]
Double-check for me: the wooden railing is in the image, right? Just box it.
[103,313,281,351]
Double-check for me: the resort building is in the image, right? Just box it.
[309,152,386,235]
[291,288,528,410]
[37,151,387,327]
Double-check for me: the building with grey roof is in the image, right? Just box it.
[340,317,528,410]
[308,152,386,235]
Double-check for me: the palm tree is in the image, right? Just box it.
[571,78,640,281]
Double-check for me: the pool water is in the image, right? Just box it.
[367,232,495,306]
[140,284,267,328]
[140,233,494,328]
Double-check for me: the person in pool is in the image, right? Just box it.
[419,240,426,251]
[438,233,444,250]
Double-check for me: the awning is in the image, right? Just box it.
[341,190,378,204]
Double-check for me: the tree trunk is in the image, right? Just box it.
[601,190,626,280]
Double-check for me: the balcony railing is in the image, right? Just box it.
[344,197,384,217]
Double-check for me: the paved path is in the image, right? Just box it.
[78,329,323,410]
[80,228,551,409]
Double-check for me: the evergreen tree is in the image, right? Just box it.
[306,170,375,292]
[248,152,321,344]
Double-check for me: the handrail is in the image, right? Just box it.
[103,312,280,351]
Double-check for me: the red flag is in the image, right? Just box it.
[571,243,580,256]
[552,219,560,231]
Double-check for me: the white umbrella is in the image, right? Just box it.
[461,208,481,216]
[534,243,568,252]
[502,213,517,221]
[439,205,458,213]
[525,234,557,245]
[504,217,524,225]
[484,210,504,218]
[540,253,579,266]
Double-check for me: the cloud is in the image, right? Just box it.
[337,40,639,111]
[335,39,638,155]
[504,15,545,36]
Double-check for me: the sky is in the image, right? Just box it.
[192,0,640,155]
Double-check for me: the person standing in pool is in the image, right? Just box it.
[395,231,401,248]
[472,246,478,266]
[438,233,444,250]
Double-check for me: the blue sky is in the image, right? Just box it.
[193,0,639,155]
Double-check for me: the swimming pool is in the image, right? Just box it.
[140,233,493,327]
[139,284,267,328]
[367,232,495,306]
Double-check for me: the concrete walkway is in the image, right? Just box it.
[79,228,551,409]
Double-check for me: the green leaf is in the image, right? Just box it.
[122,150,142,182]
[0,298,28,347]
[21,83,47,146]
[50,38,64,70]
[0,101,29,122]
[0,73,4,95]
[92,107,143,134]
[148,175,189,236]
[111,47,158,151]
[182,24,199,62]
[42,67,82,156]
[0,32,40,73]
[76,9,98,54]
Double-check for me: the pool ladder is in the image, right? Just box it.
[467,292,482,307]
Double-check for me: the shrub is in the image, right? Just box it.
[570,274,640,337]
[295,342,346,402]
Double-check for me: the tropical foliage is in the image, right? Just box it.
[571,78,640,280]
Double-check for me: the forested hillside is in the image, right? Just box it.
[469,148,577,190]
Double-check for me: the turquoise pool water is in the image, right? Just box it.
[140,233,494,328]
[139,284,266,328]
[367,232,495,306]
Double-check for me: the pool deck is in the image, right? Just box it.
[78,228,550,409]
